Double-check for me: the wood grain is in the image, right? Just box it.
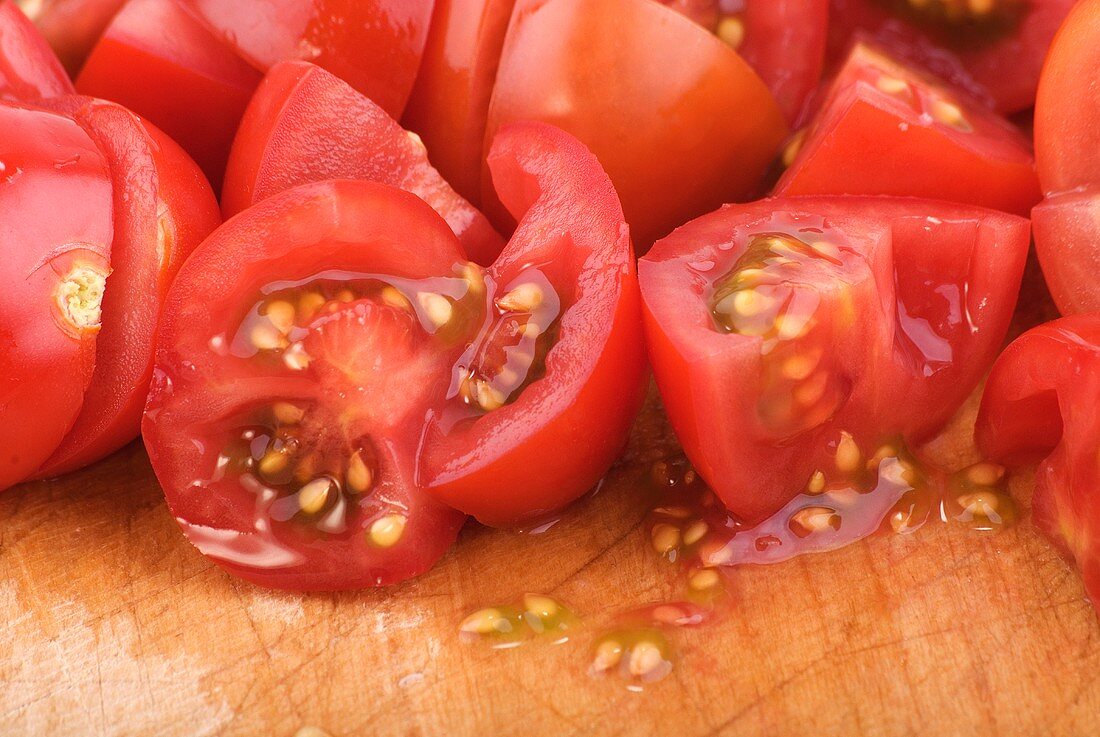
[2,260,1096,737]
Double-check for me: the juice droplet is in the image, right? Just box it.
[458,594,576,648]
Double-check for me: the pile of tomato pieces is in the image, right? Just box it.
[2,0,1100,597]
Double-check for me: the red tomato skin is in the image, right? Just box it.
[75,0,263,190]
[976,315,1100,605]
[0,103,114,491]
[484,0,787,251]
[177,0,435,118]
[421,122,647,527]
[144,180,468,590]
[402,0,517,204]
[223,60,504,265]
[827,0,1077,114]
[640,197,1029,524]
[1034,0,1100,196]
[13,0,125,75]
[1032,190,1100,317]
[0,1,73,100]
[775,43,1040,216]
[34,97,221,478]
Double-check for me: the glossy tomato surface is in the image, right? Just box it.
[178,0,435,118]
[775,43,1040,216]
[223,61,503,265]
[36,97,221,478]
[976,315,1100,604]
[639,196,1029,523]
[1033,190,1100,316]
[402,0,517,203]
[76,0,263,189]
[0,1,74,100]
[485,0,787,250]
[827,0,1076,114]
[14,0,125,74]
[0,103,113,491]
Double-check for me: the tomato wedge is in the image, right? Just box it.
[0,103,113,492]
[639,196,1029,524]
[0,1,74,100]
[76,0,263,189]
[485,0,787,251]
[223,61,503,265]
[1033,189,1100,316]
[13,0,125,75]
[827,0,1077,114]
[144,122,643,587]
[976,315,1100,604]
[775,43,1040,216]
[402,0,517,204]
[34,96,220,478]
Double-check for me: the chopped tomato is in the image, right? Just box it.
[1032,190,1100,316]
[827,0,1077,114]
[76,0,263,189]
[485,0,787,251]
[13,0,125,75]
[143,122,644,587]
[639,196,1029,523]
[0,103,113,492]
[0,1,74,100]
[774,43,1040,216]
[223,61,503,265]
[402,0,518,204]
[34,96,221,478]
[976,315,1100,604]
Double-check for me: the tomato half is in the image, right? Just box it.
[485,0,787,251]
[976,315,1100,604]
[0,1,74,100]
[827,0,1076,114]
[76,0,262,189]
[176,0,434,118]
[0,103,113,492]
[639,196,1029,524]
[14,0,125,75]
[223,61,503,265]
[774,43,1040,216]
[34,97,221,478]
[402,0,517,204]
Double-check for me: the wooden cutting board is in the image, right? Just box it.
[3,262,1098,737]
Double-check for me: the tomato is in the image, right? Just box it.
[1032,190,1100,316]
[14,0,125,75]
[33,97,220,478]
[420,121,647,527]
[976,315,1100,604]
[223,61,504,265]
[659,0,830,124]
[402,0,517,204]
[484,0,787,251]
[774,43,1040,217]
[76,0,263,189]
[0,103,113,492]
[639,196,1029,524]
[144,122,643,587]
[0,1,74,100]
[827,0,1076,114]
[177,0,434,118]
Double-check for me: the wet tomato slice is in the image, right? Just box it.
[223,61,504,265]
[639,196,1029,524]
[0,1,74,100]
[485,0,787,251]
[14,0,125,75]
[144,123,644,587]
[402,0,518,204]
[826,0,1076,114]
[0,102,113,492]
[976,315,1100,605]
[35,96,221,478]
[775,43,1040,216]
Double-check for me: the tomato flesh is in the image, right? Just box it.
[223,60,503,265]
[639,196,1029,524]
[0,1,74,100]
[775,43,1039,216]
[0,103,113,491]
[976,315,1100,604]
[485,0,787,251]
[14,0,125,75]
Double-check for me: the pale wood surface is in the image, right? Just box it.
[2,265,1096,737]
